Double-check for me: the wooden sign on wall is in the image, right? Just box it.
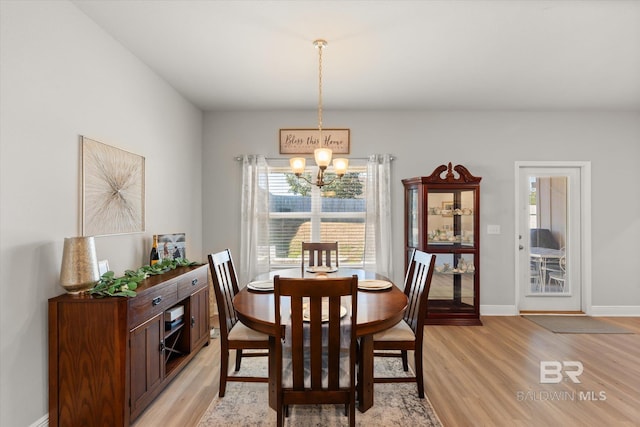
[279,128,350,155]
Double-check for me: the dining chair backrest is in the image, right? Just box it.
[403,249,436,336]
[273,275,358,426]
[301,242,339,269]
[208,249,241,341]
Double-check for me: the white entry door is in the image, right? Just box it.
[516,163,586,312]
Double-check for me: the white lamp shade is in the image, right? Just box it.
[333,158,348,175]
[314,148,332,167]
[290,157,306,174]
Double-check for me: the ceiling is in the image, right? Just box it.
[72,0,640,112]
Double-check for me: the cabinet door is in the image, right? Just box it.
[406,186,419,248]
[130,314,163,414]
[190,287,210,350]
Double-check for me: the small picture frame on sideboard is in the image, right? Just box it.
[157,233,186,261]
[98,259,110,276]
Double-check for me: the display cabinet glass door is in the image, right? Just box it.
[426,190,476,248]
[430,253,476,314]
[407,187,419,247]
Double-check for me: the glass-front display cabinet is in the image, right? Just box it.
[403,163,482,325]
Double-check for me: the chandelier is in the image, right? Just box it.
[290,39,348,187]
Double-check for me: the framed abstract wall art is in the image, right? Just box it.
[81,136,145,236]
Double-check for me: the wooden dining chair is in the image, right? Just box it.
[301,241,339,270]
[273,275,358,427]
[372,249,436,398]
[208,249,269,397]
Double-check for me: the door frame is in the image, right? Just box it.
[514,161,592,314]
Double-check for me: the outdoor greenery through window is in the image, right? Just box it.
[268,161,368,268]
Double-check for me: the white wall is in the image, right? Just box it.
[0,1,203,425]
[203,110,640,308]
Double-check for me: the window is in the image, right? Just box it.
[529,176,537,228]
[267,160,368,268]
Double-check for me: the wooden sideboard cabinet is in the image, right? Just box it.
[49,264,210,426]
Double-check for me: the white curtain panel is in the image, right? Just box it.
[239,155,270,285]
[365,154,393,278]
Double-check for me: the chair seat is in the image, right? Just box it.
[373,319,415,341]
[228,319,269,341]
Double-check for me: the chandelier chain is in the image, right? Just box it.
[317,41,323,135]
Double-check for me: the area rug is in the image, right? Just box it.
[523,315,633,334]
[198,355,442,427]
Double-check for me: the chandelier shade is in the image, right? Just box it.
[314,148,332,167]
[289,157,306,174]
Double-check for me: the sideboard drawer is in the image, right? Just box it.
[177,266,208,300]
[129,281,178,328]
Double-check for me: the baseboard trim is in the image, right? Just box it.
[480,305,517,316]
[481,305,640,317]
[589,306,640,316]
[519,311,585,316]
[30,413,47,427]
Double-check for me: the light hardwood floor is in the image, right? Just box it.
[132,316,640,427]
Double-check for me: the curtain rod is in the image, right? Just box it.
[235,155,395,161]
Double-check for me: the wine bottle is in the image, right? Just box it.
[150,235,159,266]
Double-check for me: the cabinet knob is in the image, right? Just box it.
[191,316,196,327]
[191,278,198,286]
[152,296,163,306]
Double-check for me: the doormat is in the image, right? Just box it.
[523,315,633,334]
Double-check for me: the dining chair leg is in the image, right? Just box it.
[235,349,243,371]
[277,405,284,427]
[415,349,425,398]
[401,350,409,371]
[219,349,229,397]
[349,402,355,426]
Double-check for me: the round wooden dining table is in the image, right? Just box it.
[233,268,408,413]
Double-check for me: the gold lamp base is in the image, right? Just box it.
[60,236,100,294]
